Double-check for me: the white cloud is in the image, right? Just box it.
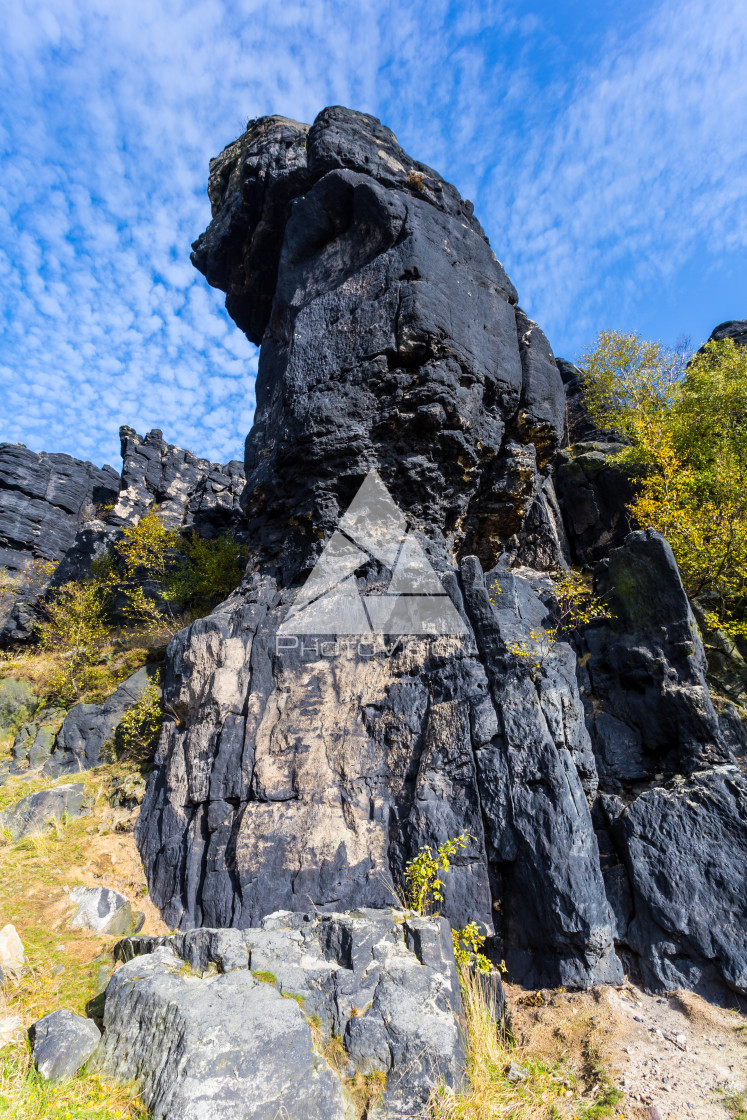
[0,0,744,472]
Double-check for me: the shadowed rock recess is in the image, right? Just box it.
[135,107,746,1003]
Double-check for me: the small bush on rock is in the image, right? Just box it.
[36,581,110,702]
[112,676,162,764]
[403,832,471,915]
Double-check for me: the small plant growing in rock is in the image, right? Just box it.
[506,570,612,681]
[402,834,496,981]
[403,832,471,915]
[451,921,492,976]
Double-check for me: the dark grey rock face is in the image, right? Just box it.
[0,445,119,640]
[99,909,465,1120]
[585,531,731,785]
[43,666,158,777]
[461,558,622,988]
[573,530,747,998]
[192,105,562,576]
[30,1009,101,1082]
[611,768,747,998]
[555,442,634,564]
[136,105,614,991]
[134,105,745,1004]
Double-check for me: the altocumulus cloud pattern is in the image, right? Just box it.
[1,0,746,467]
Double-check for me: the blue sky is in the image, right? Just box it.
[1,0,746,470]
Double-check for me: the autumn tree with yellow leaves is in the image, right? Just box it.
[579,330,747,637]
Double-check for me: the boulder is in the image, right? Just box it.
[10,705,66,773]
[0,783,88,841]
[69,886,140,937]
[29,1009,101,1082]
[0,678,37,734]
[43,666,159,777]
[0,923,24,976]
[98,908,466,1119]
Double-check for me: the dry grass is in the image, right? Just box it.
[0,766,168,1026]
[431,970,624,1120]
[0,629,166,709]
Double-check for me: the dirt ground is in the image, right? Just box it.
[508,979,747,1119]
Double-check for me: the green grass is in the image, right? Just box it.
[722,1090,747,1120]
[0,1044,145,1120]
[251,970,276,986]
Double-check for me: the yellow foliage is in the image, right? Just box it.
[403,832,471,916]
[580,332,747,636]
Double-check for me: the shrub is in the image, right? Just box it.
[36,579,110,701]
[164,531,247,613]
[107,511,247,632]
[113,676,163,763]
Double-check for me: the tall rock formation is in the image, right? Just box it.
[135,106,746,1002]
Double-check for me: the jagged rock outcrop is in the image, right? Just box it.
[136,106,619,991]
[97,909,465,1120]
[109,427,246,536]
[125,106,747,1006]
[54,427,248,585]
[0,429,247,638]
[0,445,119,640]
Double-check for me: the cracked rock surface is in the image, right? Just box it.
[97,908,464,1120]
[134,105,747,1005]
